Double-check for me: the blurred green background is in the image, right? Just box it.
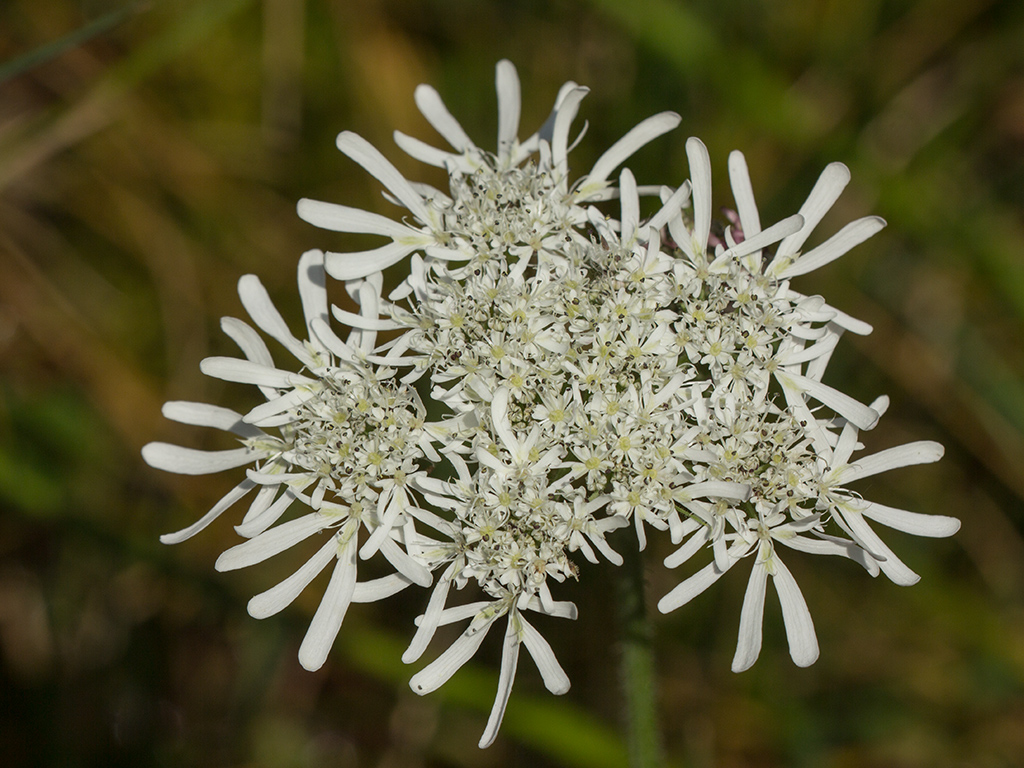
[1,0,1023,766]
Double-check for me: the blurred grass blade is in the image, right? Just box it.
[0,2,148,85]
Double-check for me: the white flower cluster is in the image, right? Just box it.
[144,61,959,748]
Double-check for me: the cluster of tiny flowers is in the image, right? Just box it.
[145,61,959,748]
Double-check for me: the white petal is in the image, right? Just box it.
[524,597,578,620]
[727,150,761,239]
[296,198,416,240]
[731,559,767,672]
[378,536,433,588]
[238,274,312,366]
[352,573,414,602]
[479,617,521,749]
[324,241,423,281]
[159,478,255,544]
[243,386,317,426]
[658,560,729,613]
[588,529,624,566]
[297,250,329,341]
[519,615,570,694]
[335,131,433,224]
[775,162,851,259]
[619,168,639,243]
[330,304,400,330]
[234,487,298,538]
[716,214,804,264]
[428,601,492,627]
[777,216,886,279]
[778,371,879,430]
[686,137,712,256]
[240,483,280,526]
[142,443,255,475]
[200,356,310,389]
[829,305,873,335]
[647,181,693,232]
[298,539,358,671]
[393,130,453,167]
[664,527,709,569]
[860,501,960,538]
[410,614,497,694]
[684,480,750,501]
[550,86,589,174]
[495,59,521,153]
[247,536,336,618]
[404,562,457,663]
[770,557,820,667]
[840,440,944,484]
[839,507,921,585]
[215,513,329,571]
[161,401,260,437]
[581,112,681,195]
[221,317,274,368]
[414,84,474,153]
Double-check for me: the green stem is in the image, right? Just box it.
[615,541,666,768]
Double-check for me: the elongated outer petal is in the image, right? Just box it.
[664,528,710,569]
[772,556,819,667]
[403,562,457,663]
[550,86,589,175]
[619,168,639,243]
[378,536,433,588]
[299,539,358,671]
[296,199,419,240]
[331,304,400,331]
[839,506,921,585]
[519,614,571,694]
[200,357,311,389]
[777,370,879,430]
[234,487,298,538]
[686,136,712,257]
[336,131,434,225]
[352,573,414,603]
[717,214,804,264]
[324,242,423,281]
[727,150,762,239]
[647,181,692,232]
[244,386,319,427]
[159,478,256,544]
[580,111,681,197]
[425,601,492,628]
[297,250,329,341]
[861,501,960,537]
[248,536,336,618]
[222,317,274,368]
[238,274,313,366]
[393,130,453,168]
[658,560,730,613]
[732,559,768,672]
[839,441,944,484]
[142,443,255,475]
[215,513,329,571]
[479,617,522,749]
[161,401,262,438]
[774,162,851,260]
[414,84,474,153]
[496,59,521,154]
[410,613,497,694]
[777,216,886,279]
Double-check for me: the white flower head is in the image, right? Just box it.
[144,61,958,748]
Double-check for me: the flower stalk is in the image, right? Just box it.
[616,540,666,768]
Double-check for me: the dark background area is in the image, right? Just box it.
[1,0,1022,765]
